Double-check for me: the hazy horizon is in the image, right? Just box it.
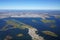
[0,0,60,10]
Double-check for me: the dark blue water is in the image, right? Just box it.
[0,17,60,40]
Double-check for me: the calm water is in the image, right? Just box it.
[0,17,60,40]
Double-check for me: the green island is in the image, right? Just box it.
[41,19,55,23]
[32,20,37,23]
[42,31,58,37]
[17,33,24,37]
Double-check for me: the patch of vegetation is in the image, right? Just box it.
[41,19,55,23]
[42,31,58,37]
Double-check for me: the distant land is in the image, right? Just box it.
[0,10,60,19]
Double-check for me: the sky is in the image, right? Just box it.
[0,0,60,10]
